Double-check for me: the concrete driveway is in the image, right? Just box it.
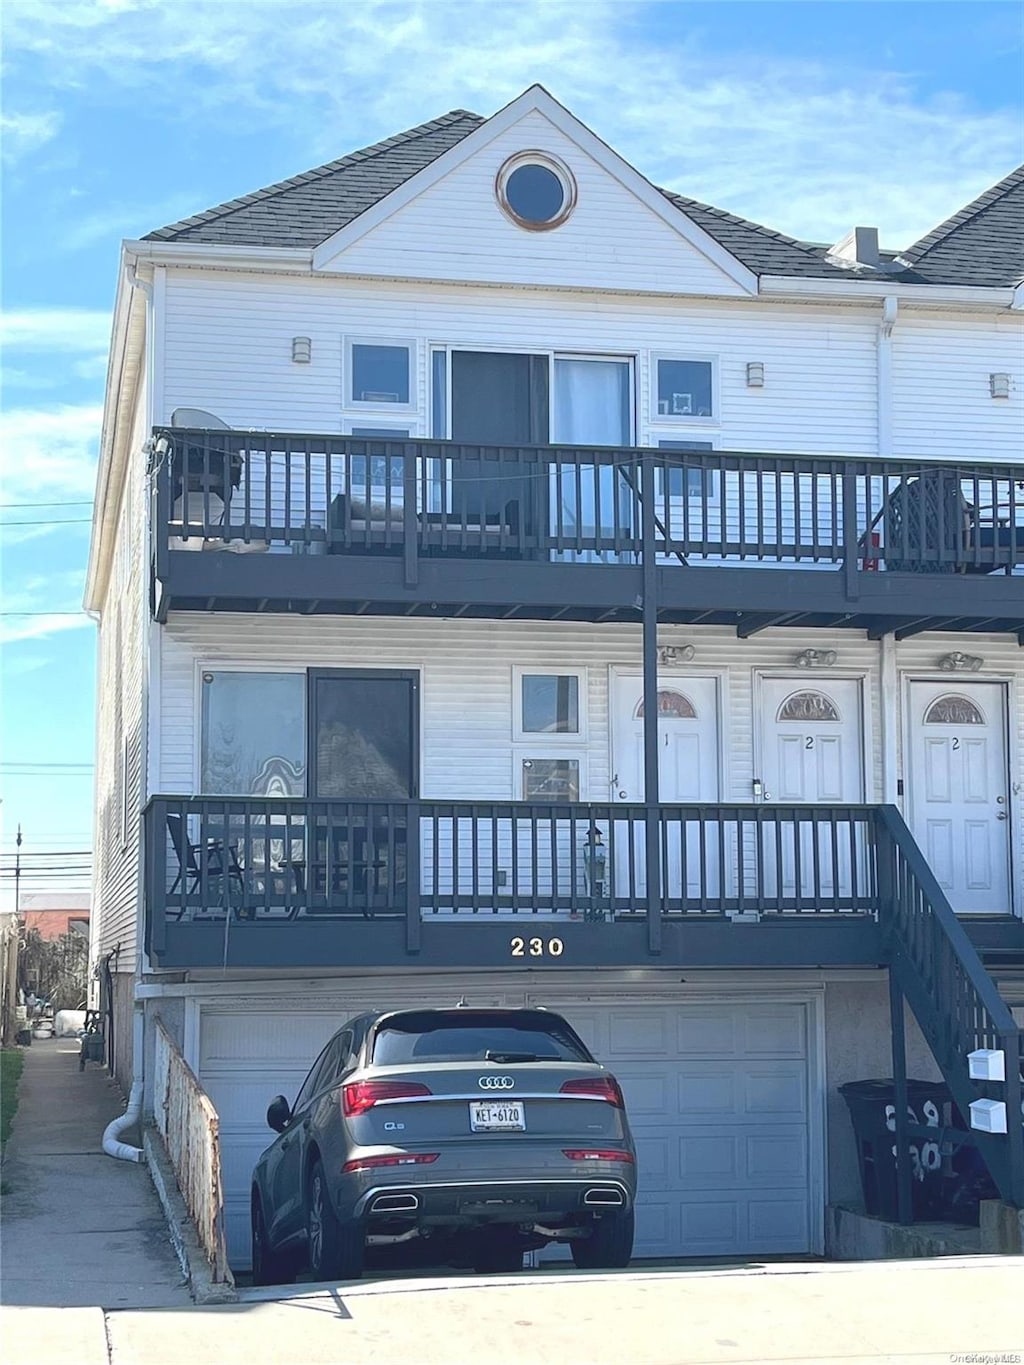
[5,1255,1019,1365]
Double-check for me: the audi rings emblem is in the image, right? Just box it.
[478,1075,515,1090]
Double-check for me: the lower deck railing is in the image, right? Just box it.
[145,795,881,937]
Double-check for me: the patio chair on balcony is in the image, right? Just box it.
[875,469,974,574]
[166,813,246,917]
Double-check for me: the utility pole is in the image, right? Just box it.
[1,827,22,1046]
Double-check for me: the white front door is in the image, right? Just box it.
[907,681,1011,914]
[611,673,720,901]
[759,677,865,903]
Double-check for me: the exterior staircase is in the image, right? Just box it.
[880,807,1024,1213]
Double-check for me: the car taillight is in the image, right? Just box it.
[559,1075,625,1107]
[562,1149,635,1163]
[342,1080,432,1117]
[342,1153,439,1173]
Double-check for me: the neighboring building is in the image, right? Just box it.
[85,86,1024,1271]
[20,892,90,942]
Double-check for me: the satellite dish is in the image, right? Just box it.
[170,407,231,429]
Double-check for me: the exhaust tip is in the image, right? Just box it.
[370,1192,420,1214]
[584,1187,624,1207]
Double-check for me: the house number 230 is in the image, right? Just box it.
[511,936,564,958]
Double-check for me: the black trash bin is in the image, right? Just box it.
[839,1078,953,1221]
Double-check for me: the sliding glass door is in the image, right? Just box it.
[552,356,634,560]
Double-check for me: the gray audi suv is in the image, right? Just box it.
[250,1006,637,1283]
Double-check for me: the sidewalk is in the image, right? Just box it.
[0,1037,190,1310]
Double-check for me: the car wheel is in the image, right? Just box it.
[570,1208,634,1271]
[251,1193,294,1286]
[471,1236,525,1274]
[307,1158,364,1282]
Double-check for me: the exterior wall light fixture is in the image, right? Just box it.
[938,651,983,671]
[989,372,1010,398]
[795,648,837,668]
[658,644,695,665]
[746,362,765,388]
[292,336,312,364]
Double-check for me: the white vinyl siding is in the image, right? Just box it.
[892,312,1024,462]
[319,109,750,298]
[93,379,149,966]
[154,616,886,808]
[160,272,880,457]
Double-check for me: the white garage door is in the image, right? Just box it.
[199,995,817,1269]
[536,1000,816,1259]
[199,1009,347,1269]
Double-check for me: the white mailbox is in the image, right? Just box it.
[967,1048,1006,1082]
[969,1098,1008,1134]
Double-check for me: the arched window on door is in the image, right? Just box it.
[924,694,985,725]
[635,690,697,719]
[777,690,840,723]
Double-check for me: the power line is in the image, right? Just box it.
[0,500,94,509]
[0,611,88,618]
[0,518,92,527]
[0,762,94,770]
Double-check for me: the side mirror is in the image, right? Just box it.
[267,1095,291,1133]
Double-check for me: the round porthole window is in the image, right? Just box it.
[496,152,576,230]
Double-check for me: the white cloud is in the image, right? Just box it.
[0,569,92,646]
[0,110,62,163]
[1,308,111,356]
[0,404,103,509]
[2,0,1021,246]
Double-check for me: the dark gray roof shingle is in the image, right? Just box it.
[143,111,485,248]
[144,109,1022,289]
[898,166,1024,288]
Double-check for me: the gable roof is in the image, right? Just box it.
[898,165,1024,288]
[145,105,1023,289]
[144,111,484,248]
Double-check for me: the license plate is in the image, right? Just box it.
[469,1100,526,1132]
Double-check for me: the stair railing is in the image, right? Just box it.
[877,805,1023,1207]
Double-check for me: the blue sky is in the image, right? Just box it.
[1,0,1022,901]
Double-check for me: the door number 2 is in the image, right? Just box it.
[511,936,564,958]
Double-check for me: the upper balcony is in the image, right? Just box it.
[150,429,1024,637]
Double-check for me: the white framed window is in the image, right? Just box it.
[199,669,306,795]
[344,337,416,411]
[656,438,718,502]
[343,424,412,498]
[518,755,582,803]
[513,667,587,741]
[650,353,717,423]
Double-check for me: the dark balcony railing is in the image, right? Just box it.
[152,429,1024,577]
[145,796,882,958]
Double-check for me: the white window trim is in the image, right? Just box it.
[653,436,720,506]
[343,336,417,414]
[513,751,587,803]
[194,663,306,795]
[649,352,719,427]
[512,666,588,743]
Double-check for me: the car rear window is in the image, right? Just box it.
[371,1011,592,1065]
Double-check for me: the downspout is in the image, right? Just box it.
[876,299,900,807]
[877,296,898,459]
[102,257,154,1165]
[103,1002,145,1162]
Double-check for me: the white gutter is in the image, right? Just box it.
[123,240,313,272]
[759,275,1015,309]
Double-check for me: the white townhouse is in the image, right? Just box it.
[85,86,1024,1271]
